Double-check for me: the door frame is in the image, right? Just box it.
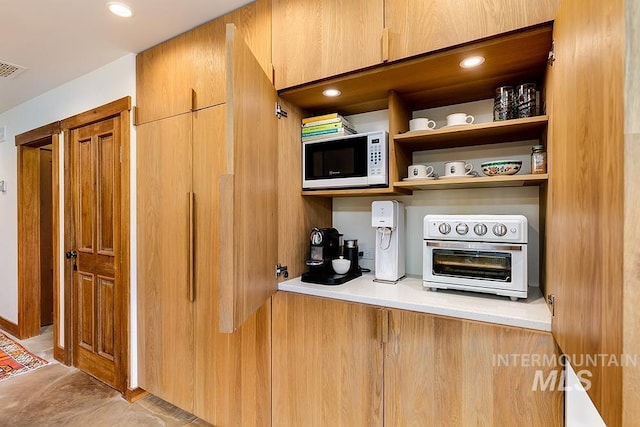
[16,123,61,346]
[60,96,131,390]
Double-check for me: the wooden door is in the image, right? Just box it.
[70,117,122,390]
[384,0,558,61]
[385,310,563,426]
[39,148,54,326]
[272,0,384,89]
[219,24,279,333]
[137,113,195,410]
[272,292,384,427]
[545,0,625,424]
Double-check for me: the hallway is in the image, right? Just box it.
[0,329,211,426]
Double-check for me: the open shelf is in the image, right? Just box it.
[393,173,548,191]
[393,116,548,151]
[302,186,411,197]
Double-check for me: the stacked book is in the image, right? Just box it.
[301,113,356,142]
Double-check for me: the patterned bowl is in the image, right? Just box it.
[480,160,523,176]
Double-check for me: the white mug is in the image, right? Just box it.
[409,118,437,131]
[408,164,434,178]
[446,113,475,126]
[444,161,473,176]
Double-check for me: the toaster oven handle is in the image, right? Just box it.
[426,241,523,251]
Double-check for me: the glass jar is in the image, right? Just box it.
[531,145,547,174]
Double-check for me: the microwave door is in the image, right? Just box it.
[303,136,369,188]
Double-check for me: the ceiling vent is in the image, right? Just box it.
[0,60,27,79]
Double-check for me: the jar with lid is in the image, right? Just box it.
[531,145,547,174]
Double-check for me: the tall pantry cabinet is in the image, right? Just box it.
[136,8,281,426]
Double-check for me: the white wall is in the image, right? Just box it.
[0,53,138,385]
[565,363,606,426]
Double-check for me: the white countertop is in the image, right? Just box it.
[278,273,552,331]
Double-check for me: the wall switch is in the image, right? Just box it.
[0,125,5,142]
[0,180,6,192]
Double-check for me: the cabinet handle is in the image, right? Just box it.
[377,308,389,344]
[188,192,195,302]
[381,27,390,62]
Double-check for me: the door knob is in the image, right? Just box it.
[65,250,78,259]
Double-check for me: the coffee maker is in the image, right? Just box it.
[301,227,362,285]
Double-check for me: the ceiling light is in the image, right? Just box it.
[322,88,341,97]
[459,56,485,68]
[108,2,134,18]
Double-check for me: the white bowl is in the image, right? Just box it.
[480,160,522,176]
[332,257,351,274]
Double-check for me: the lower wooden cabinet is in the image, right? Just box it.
[273,292,563,426]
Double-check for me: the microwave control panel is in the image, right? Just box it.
[367,134,387,185]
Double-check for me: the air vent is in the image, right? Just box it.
[0,60,27,79]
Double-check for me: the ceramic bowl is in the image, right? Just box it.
[332,257,351,274]
[480,160,523,176]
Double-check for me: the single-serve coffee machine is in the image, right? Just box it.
[371,201,405,282]
[301,227,362,285]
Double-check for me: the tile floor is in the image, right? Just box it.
[0,327,211,426]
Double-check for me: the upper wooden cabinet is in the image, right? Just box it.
[384,0,558,61]
[135,0,272,124]
[272,0,384,90]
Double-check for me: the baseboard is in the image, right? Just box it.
[53,344,66,364]
[124,387,147,403]
[0,316,20,338]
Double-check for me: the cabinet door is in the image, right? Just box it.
[272,0,384,90]
[385,310,563,426]
[136,0,272,124]
[545,0,625,424]
[272,292,384,427]
[137,113,194,411]
[219,24,279,332]
[385,0,558,61]
[191,105,272,426]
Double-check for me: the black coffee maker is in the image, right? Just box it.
[301,227,362,285]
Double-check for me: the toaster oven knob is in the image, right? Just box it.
[473,223,488,236]
[438,223,451,235]
[455,223,469,235]
[493,223,508,237]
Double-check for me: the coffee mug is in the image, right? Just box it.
[444,161,473,176]
[409,118,437,131]
[408,164,434,178]
[446,113,475,126]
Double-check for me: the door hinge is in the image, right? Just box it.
[547,40,556,66]
[547,294,555,316]
[275,263,289,279]
[275,103,288,119]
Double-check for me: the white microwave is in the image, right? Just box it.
[302,131,388,190]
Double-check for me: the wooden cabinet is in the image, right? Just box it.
[137,24,281,425]
[272,292,384,427]
[385,309,563,426]
[384,0,558,62]
[272,0,384,90]
[272,292,563,426]
[135,0,272,124]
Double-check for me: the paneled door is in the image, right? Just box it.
[70,117,123,390]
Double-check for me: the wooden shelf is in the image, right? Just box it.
[302,186,411,197]
[393,174,548,191]
[393,116,548,151]
[278,24,552,116]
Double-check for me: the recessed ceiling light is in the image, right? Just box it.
[459,56,485,68]
[108,2,134,18]
[322,88,341,97]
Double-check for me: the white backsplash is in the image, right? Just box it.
[337,103,543,286]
